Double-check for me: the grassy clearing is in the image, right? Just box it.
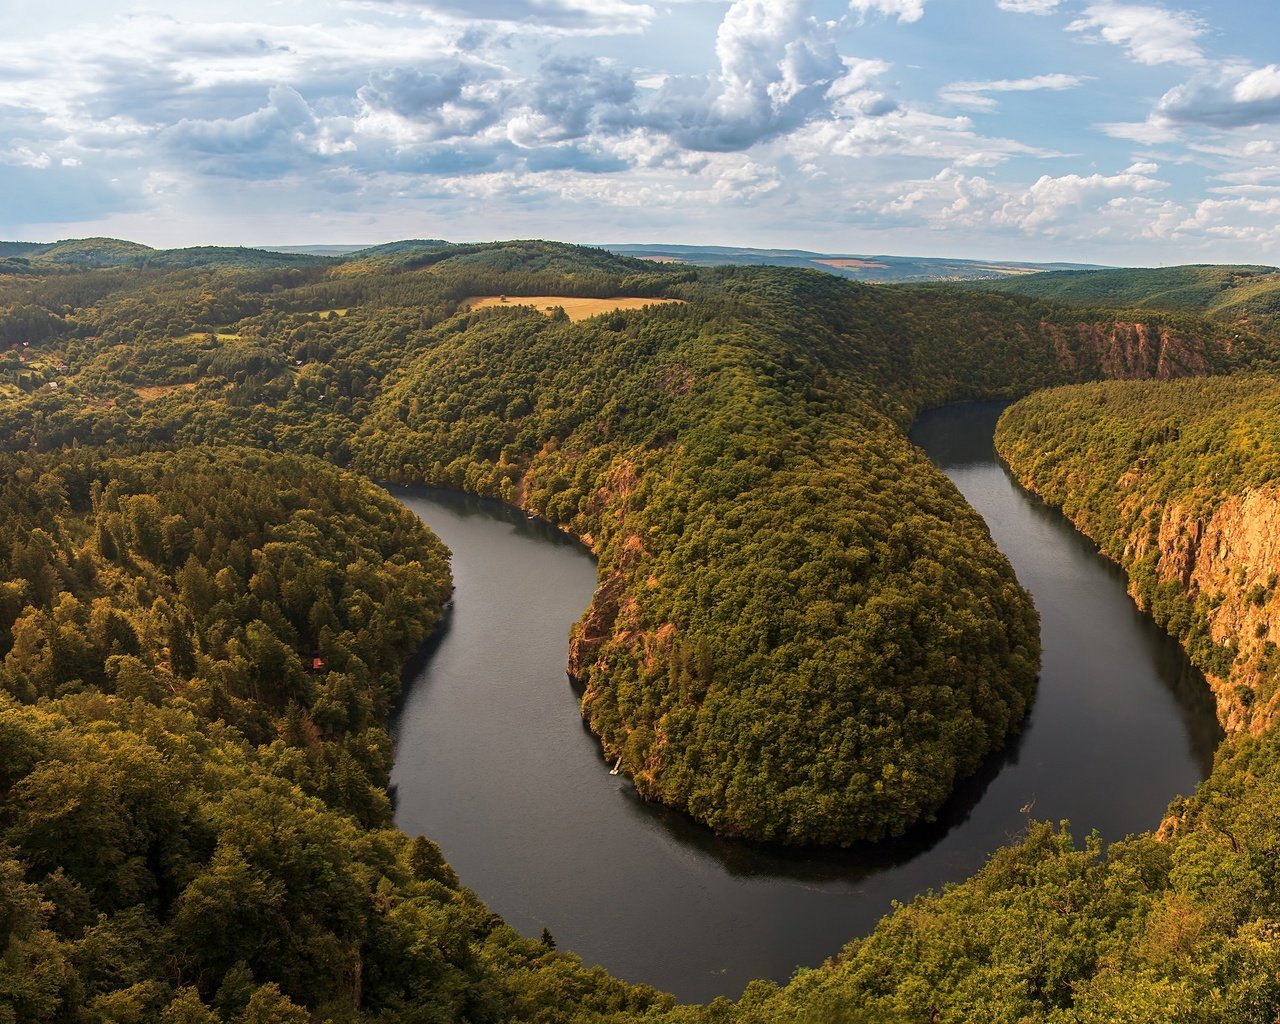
[135,383,198,402]
[465,295,684,322]
[175,330,242,342]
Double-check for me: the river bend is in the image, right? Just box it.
[390,400,1220,1003]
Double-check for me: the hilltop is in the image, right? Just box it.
[1,236,1109,284]
[968,263,1280,328]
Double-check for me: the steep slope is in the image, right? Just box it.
[996,375,1280,732]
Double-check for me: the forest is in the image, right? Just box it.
[3,241,1280,1020]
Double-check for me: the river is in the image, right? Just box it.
[389,400,1221,1003]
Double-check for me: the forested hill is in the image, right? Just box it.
[0,241,1270,847]
[997,375,1280,733]
[0,237,331,272]
[2,239,1280,1021]
[967,263,1280,329]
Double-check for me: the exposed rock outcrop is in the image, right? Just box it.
[1141,489,1280,732]
[1043,320,1213,380]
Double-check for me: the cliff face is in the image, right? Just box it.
[1043,320,1213,380]
[996,377,1280,739]
[1134,489,1280,732]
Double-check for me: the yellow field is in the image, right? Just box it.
[815,258,889,269]
[978,265,1042,276]
[135,383,198,402]
[465,295,684,322]
[176,331,241,342]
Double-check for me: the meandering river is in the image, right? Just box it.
[389,400,1221,1003]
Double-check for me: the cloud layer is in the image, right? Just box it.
[1,0,1278,263]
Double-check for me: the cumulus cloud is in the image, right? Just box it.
[161,86,355,175]
[6,0,1274,263]
[646,0,848,151]
[1171,194,1280,247]
[994,165,1168,232]
[848,0,927,22]
[1235,65,1280,104]
[1068,3,1206,67]
[1154,65,1280,127]
[939,73,1086,111]
[848,162,1193,250]
[355,60,509,144]
[995,0,1063,14]
[507,57,638,146]
[0,146,53,169]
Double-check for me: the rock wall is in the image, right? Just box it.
[1043,320,1214,380]
[1137,489,1280,732]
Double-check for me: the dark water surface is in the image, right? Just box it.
[390,400,1221,1003]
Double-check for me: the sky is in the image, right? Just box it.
[1,0,1279,265]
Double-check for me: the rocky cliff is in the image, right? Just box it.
[1042,319,1215,380]
[995,376,1280,736]
[1132,489,1280,731]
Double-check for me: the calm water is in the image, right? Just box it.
[389,400,1221,1003]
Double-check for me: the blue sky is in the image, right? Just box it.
[2,0,1279,265]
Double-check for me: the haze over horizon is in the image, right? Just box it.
[3,0,1279,265]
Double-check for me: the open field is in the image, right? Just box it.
[135,382,198,401]
[815,258,889,269]
[465,295,684,321]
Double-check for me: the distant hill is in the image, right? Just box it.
[0,237,329,271]
[134,246,328,269]
[30,237,155,268]
[603,243,1104,283]
[0,241,45,258]
[966,264,1280,325]
[340,238,650,277]
[261,244,378,256]
[0,236,1107,282]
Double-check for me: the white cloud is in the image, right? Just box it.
[161,85,357,174]
[939,73,1086,111]
[2,0,1276,264]
[1155,66,1280,127]
[506,58,637,147]
[647,0,848,151]
[848,0,927,23]
[1171,194,1280,246]
[1,146,53,169]
[1068,3,1206,67]
[1234,65,1280,104]
[995,0,1063,14]
[792,106,1051,167]
[1097,118,1179,143]
[993,165,1168,232]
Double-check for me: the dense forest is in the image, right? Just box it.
[3,242,1280,1020]
[968,263,1280,334]
[996,376,1280,732]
